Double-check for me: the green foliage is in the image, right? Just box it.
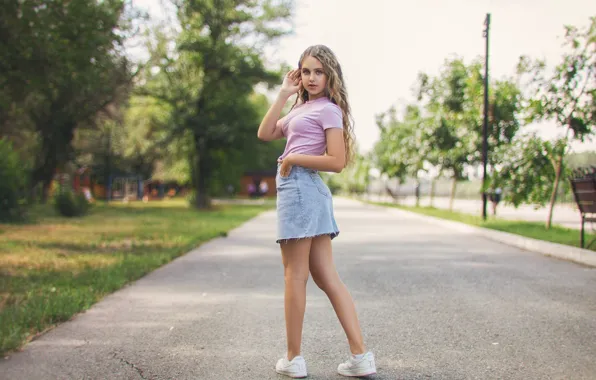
[0,139,28,221]
[1,0,135,200]
[415,58,478,180]
[485,80,523,165]
[54,188,91,217]
[374,57,523,212]
[1,0,293,206]
[186,190,199,208]
[518,16,595,140]
[509,16,595,226]
[325,151,371,194]
[372,17,595,223]
[374,105,427,183]
[136,0,293,208]
[491,135,564,207]
[374,56,519,195]
[322,174,342,195]
[414,58,523,178]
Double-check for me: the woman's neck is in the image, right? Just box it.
[308,93,326,102]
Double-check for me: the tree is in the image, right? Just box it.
[0,0,137,201]
[71,95,167,188]
[372,55,524,211]
[132,25,202,184]
[167,0,293,208]
[134,11,290,203]
[330,150,371,195]
[415,58,477,210]
[373,105,428,203]
[516,16,595,228]
[412,57,523,211]
[374,107,411,184]
[491,135,564,208]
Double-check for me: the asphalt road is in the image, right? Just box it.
[2,198,595,380]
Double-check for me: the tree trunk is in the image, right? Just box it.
[32,160,58,204]
[104,128,112,202]
[546,153,564,230]
[32,122,75,204]
[195,170,210,209]
[192,135,211,209]
[415,180,421,207]
[26,185,37,204]
[196,149,211,209]
[41,178,53,203]
[430,179,436,207]
[449,177,457,211]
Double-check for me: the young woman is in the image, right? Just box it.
[257,45,376,378]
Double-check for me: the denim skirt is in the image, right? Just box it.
[276,165,339,244]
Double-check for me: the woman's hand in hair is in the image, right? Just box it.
[280,69,301,98]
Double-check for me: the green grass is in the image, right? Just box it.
[371,202,596,251]
[0,199,272,355]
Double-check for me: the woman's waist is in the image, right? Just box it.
[276,163,323,180]
[276,163,317,173]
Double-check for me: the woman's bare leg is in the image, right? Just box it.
[280,238,312,360]
[309,235,365,354]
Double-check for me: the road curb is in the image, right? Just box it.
[363,200,596,268]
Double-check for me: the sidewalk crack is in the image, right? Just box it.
[112,352,148,379]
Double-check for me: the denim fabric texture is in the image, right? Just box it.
[276,164,339,244]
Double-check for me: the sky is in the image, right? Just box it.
[131,0,596,154]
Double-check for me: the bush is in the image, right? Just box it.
[54,189,91,217]
[321,173,342,195]
[186,190,197,207]
[0,138,28,222]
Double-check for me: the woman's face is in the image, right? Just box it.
[300,55,327,99]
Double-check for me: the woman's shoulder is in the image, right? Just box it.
[323,101,341,111]
[318,100,342,128]
[320,100,342,118]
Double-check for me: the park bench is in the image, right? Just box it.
[570,172,596,249]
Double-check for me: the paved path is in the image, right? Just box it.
[364,194,583,230]
[2,198,595,379]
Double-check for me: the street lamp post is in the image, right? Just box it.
[482,13,491,221]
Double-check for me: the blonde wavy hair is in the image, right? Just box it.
[291,45,355,165]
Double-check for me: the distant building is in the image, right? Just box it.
[240,169,277,197]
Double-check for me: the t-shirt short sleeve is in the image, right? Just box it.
[319,104,343,130]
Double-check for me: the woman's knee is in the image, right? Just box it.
[311,269,339,292]
[284,267,309,285]
[312,274,328,291]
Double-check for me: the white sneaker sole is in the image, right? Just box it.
[275,369,308,378]
[338,368,377,377]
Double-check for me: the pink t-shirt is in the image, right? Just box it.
[277,96,343,160]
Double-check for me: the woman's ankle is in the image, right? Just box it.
[287,351,301,360]
[349,344,366,356]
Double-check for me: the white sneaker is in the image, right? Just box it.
[275,355,307,378]
[337,351,377,377]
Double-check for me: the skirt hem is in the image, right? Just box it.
[276,231,339,245]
